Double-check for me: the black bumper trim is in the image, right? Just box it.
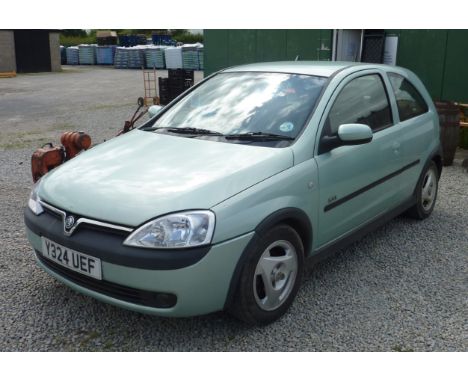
[25,207,210,270]
[36,251,177,309]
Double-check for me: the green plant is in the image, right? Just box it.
[172,32,204,44]
[60,34,96,47]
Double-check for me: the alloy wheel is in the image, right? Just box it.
[253,240,298,311]
[421,167,437,212]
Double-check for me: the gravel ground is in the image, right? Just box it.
[0,67,467,351]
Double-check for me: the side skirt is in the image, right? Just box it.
[306,196,417,268]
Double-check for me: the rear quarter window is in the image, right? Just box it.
[388,73,429,122]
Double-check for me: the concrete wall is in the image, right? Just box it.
[49,32,61,72]
[0,30,16,73]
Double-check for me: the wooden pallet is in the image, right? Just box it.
[0,71,16,78]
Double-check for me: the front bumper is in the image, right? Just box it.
[24,206,210,270]
[25,221,253,317]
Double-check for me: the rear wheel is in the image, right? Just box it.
[406,161,439,219]
[229,225,304,325]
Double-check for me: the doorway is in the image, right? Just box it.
[333,29,386,64]
[14,30,51,73]
[334,29,363,62]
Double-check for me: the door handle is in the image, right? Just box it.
[392,141,401,154]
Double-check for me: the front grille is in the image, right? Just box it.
[43,206,62,220]
[41,202,130,237]
[36,251,177,309]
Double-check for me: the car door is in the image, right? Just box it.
[314,70,405,248]
[387,72,433,199]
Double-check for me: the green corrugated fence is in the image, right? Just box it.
[204,29,468,103]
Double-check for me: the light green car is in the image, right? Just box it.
[25,61,442,324]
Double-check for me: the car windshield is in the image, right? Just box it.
[150,72,327,140]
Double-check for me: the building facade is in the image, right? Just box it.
[204,29,468,103]
[0,30,61,74]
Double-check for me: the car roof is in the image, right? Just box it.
[222,61,396,78]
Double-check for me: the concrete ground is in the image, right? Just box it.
[454,147,468,163]
[0,66,466,351]
[0,65,204,148]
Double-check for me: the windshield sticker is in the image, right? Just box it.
[279,122,294,133]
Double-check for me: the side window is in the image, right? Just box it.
[388,73,428,122]
[325,74,393,135]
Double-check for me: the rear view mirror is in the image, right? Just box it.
[338,124,373,144]
[148,105,163,118]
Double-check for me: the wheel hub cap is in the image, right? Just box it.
[253,240,298,311]
[421,167,437,212]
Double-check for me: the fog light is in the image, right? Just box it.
[154,293,177,308]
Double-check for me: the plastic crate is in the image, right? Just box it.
[65,46,79,65]
[145,46,166,69]
[78,44,97,65]
[96,46,116,65]
[114,47,129,68]
[168,69,194,81]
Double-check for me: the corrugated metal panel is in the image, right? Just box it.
[395,29,447,99]
[286,29,320,60]
[204,29,467,102]
[227,30,257,66]
[204,29,333,75]
[319,29,333,60]
[204,29,229,75]
[442,30,468,103]
[256,30,287,61]
[390,29,468,102]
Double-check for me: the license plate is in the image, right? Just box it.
[41,237,102,280]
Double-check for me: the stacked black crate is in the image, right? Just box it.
[97,36,118,46]
[159,70,194,105]
[158,77,171,105]
[168,69,195,82]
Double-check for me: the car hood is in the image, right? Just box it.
[39,129,293,226]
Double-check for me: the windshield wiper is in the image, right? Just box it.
[165,127,224,136]
[224,132,295,141]
[144,126,224,135]
[148,127,295,141]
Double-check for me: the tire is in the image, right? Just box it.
[406,160,439,220]
[228,225,304,325]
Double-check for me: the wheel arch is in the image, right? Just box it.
[432,153,442,179]
[223,207,312,310]
[255,208,313,257]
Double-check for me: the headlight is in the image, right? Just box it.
[124,211,215,249]
[28,180,44,215]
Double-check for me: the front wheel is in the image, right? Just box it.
[406,161,439,219]
[229,225,304,325]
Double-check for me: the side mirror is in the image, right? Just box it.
[148,105,163,118]
[337,123,373,144]
[320,124,373,153]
